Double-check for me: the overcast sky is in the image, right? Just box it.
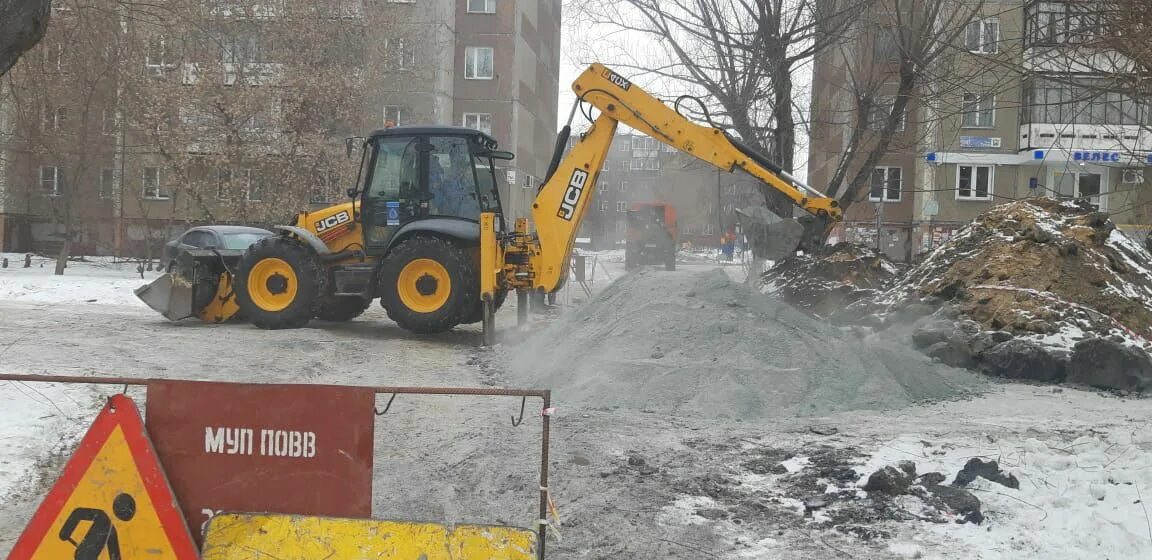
[554,10,814,183]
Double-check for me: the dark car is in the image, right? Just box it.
[162,225,274,270]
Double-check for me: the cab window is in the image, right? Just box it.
[427,136,481,219]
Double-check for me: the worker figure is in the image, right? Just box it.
[720,230,736,261]
[58,493,136,560]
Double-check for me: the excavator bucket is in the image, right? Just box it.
[736,206,830,261]
[135,248,244,323]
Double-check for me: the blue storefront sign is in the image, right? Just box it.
[1073,151,1122,162]
[960,136,999,149]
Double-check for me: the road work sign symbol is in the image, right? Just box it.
[8,394,198,560]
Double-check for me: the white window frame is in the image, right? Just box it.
[142,167,168,200]
[383,105,404,127]
[41,166,60,196]
[620,181,627,192]
[386,38,416,70]
[962,93,996,128]
[869,166,902,202]
[599,200,610,211]
[44,106,65,131]
[99,168,115,199]
[965,17,1000,54]
[462,112,492,134]
[956,164,994,201]
[597,181,606,193]
[615,220,626,234]
[464,46,494,80]
[145,37,171,72]
[616,201,628,212]
[467,0,495,13]
[246,172,263,202]
[102,109,116,135]
[867,97,906,131]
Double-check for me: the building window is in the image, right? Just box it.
[217,168,232,200]
[957,165,993,200]
[386,38,416,70]
[247,174,264,201]
[965,18,1000,54]
[312,171,339,203]
[866,97,906,131]
[1028,2,1101,46]
[869,167,902,202]
[467,0,495,13]
[1027,79,1142,125]
[99,168,114,199]
[464,46,494,79]
[873,26,899,60]
[219,32,270,65]
[41,166,60,196]
[620,181,627,192]
[43,106,65,131]
[1053,170,1106,210]
[145,37,170,71]
[142,167,168,200]
[596,181,606,193]
[616,201,627,212]
[599,200,609,211]
[462,112,492,134]
[616,220,626,234]
[102,109,116,135]
[703,224,715,236]
[961,93,995,128]
[383,105,404,127]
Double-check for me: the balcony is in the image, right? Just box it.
[1020,123,1152,153]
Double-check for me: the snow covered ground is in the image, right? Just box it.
[0,252,1150,558]
[0,253,159,307]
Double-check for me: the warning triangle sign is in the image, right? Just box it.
[8,394,198,560]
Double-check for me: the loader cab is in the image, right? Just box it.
[354,126,512,253]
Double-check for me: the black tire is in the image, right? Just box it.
[315,296,371,322]
[378,236,478,334]
[235,237,324,330]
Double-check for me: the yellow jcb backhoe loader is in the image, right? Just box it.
[136,63,842,344]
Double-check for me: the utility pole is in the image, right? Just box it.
[716,168,723,238]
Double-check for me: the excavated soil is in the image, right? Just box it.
[886,198,1152,344]
[502,269,982,420]
[761,243,902,318]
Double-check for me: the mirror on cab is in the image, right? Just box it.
[479,149,515,161]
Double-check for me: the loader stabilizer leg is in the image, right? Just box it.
[479,212,501,346]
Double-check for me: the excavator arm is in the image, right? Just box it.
[528,63,841,293]
[479,63,842,343]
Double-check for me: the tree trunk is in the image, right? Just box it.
[0,0,50,77]
[54,237,69,275]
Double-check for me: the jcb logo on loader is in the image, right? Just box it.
[316,211,351,233]
[557,169,590,221]
[602,68,631,91]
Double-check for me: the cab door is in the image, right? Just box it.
[360,135,429,252]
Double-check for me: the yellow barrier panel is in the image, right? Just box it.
[201,513,538,560]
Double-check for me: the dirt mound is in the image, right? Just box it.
[845,198,1152,391]
[500,269,982,420]
[761,243,901,317]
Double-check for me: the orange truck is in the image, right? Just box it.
[625,201,677,271]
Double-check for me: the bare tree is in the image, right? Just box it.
[818,0,994,218]
[2,0,118,273]
[0,0,50,77]
[570,0,865,217]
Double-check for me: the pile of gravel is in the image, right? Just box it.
[501,269,982,421]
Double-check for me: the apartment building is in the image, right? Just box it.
[572,132,763,250]
[809,0,1152,262]
[0,0,561,255]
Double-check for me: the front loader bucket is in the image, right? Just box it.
[135,248,245,322]
[135,273,197,321]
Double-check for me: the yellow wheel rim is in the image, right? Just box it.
[246,258,298,312]
[397,258,451,314]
